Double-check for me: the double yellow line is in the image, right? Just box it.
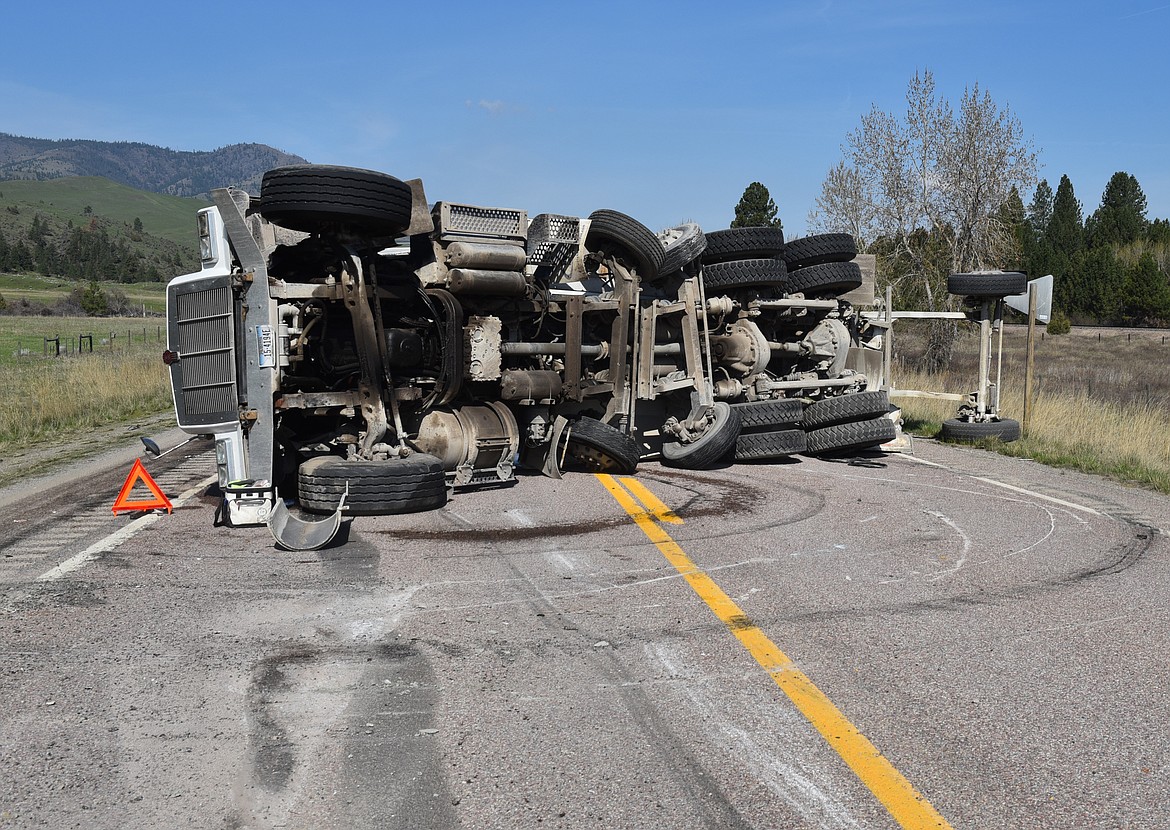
[597,474,953,830]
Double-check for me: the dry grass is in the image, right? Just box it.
[890,322,1170,491]
[0,319,171,455]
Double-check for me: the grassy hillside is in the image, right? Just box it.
[0,177,206,247]
[0,177,206,285]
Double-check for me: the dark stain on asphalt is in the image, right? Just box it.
[248,647,320,791]
[91,551,133,569]
[342,639,459,829]
[370,470,771,544]
[370,514,632,543]
[41,580,106,608]
[316,532,380,582]
[378,640,416,660]
[725,614,757,632]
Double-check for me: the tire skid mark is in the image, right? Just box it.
[601,474,954,830]
[779,522,1160,628]
[439,509,755,830]
[832,458,1162,590]
[648,641,864,830]
[377,467,825,559]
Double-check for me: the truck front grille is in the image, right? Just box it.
[168,276,238,427]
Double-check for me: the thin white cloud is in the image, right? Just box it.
[464,99,523,117]
[1118,3,1170,18]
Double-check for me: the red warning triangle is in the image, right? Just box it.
[112,458,173,515]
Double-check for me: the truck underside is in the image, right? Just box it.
[165,165,891,549]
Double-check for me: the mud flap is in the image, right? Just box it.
[267,487,348,551]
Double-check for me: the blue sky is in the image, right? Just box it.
[2,0,1168,237]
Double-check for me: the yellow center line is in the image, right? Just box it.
[596,473,953,830]
[617,476,683,524]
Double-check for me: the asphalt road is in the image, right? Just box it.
[2,436,1168,830]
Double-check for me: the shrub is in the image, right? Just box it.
[1047,311,1071,335]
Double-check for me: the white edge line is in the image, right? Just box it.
[34,474,218,583]
[901,454,1102,516]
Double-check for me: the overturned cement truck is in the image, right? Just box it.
[164,165,893,548]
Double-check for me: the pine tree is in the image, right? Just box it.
[996,186,1027,270]
[34,242,56,277]
[1074,247,1125,322]
[1045,175,1083,314]
[27,214,46,246]
[1046,174,1083,255]
[1119,252,1170,325]
[1086,171,1148,247]
[731,182,783,229]
[79,280,109,316]
[10,239,33,272]
[1026,179,1053,240]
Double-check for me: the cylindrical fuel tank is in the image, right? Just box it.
[444,241,528,270]
[499,369,563,402]
[413,402,520,473]
[447,268,529,296]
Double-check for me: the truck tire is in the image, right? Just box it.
[730,398,805,431]
[946,272,1028,298]
[939,417,1021,443]
[298,454,447,515]
[702,258,788,291]
[586,210,665,283]
[782,233,858,270]
[785,261,863,297]
[805,415,896,456]
[563,416,640,474]
[662,402,740,470]
[803,390,889,430]
[734,428,807,460]
[700,227,786,264]
[658,223,707,275]
[259,165,414,236]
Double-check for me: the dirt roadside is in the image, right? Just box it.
[0,411,195,511]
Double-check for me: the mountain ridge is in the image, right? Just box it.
[0,133,309,199]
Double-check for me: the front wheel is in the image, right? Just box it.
[661,402,741,470]
[586,209,666,283]
[298,454,447,515]
[562,416,640,474]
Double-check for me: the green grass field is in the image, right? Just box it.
[0,314,167,366]
[0,272,169,313]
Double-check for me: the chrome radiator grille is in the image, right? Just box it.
[168,276,238,427]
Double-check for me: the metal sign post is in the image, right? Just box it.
[1023,284,1038,434]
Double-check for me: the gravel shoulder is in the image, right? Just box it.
[0,411,191,510]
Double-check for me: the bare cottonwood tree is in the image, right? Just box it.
[808,71,1038,369]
